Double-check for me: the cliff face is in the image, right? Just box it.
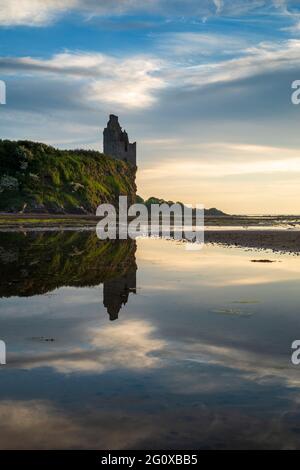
[0,140,137,214]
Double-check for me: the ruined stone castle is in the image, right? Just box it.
[103,114,136,166]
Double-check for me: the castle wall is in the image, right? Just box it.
[103,115,136,166]
[103,269,137,321]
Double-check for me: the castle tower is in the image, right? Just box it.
[103,114,136,166]
[103,269,137,321]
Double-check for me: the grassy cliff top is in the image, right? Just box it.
[0,140,137,214]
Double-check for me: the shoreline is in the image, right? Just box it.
[0,220,299,254]
[1,214,300,253]
[1,213,300,227]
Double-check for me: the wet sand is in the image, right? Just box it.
[205,229,300,254]
[1,214,300,253]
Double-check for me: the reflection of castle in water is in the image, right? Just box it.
[0,232,137,322]
[103,269,136,321]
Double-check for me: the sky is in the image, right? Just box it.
[1,0,300,214]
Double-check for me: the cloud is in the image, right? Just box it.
[0,0,78,26]
[0,0,297,27]
[273,0,287,8]
[166,39,300,89]
[178,340,300,389]
[270,0,300,34]
[140,143,300,181]
[2,38,300,110]
[0,0,184,27]
[212,0,223,13]
[138,142,300,210]
[0,52,165,109]
[11,319,165,374]
[157,32,249,59]
[1,34,300,212]
[1,396,298,449]
[0,0,180,26]
[0,400,155,449]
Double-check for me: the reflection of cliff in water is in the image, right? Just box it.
[0,232,137,320]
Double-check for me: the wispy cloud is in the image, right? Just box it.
[0,0,78,26]
[156,32,249,59]
[0,0,298,27]
[11,319,165,374]
[166,39,300,89]
[212,0,223,14]
[0,52,165,109]
[2,38,300,108]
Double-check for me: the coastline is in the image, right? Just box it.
[1,214,300,253]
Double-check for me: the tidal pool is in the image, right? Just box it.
[0,231,300,449]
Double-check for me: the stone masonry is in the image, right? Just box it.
[103,114,136,166]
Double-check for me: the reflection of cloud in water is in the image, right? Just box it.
[170,341,300,390]
[9,316,300,390]
[209,275,289,287]
[138,239,300,288]
[1,398,300,450]
[211,307,253,317]
[0,400,155,450]
[2,236,300,448]
[12,320,165,374]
